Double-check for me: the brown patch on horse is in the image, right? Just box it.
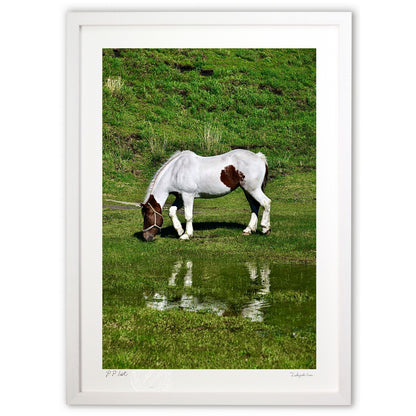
[220,165,245,190]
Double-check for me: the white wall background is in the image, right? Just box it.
[1,0,415,414]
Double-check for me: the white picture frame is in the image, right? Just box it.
[66,11,351,405]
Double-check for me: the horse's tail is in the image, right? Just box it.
[256,152,268,191]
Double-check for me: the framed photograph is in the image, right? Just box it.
[66,11,351,405]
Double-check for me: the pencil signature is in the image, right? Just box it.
[105,370,129,378]
[290,371,314,378]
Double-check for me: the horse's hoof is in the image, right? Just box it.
[263,229,271,236]
[180,233,190,240]
[243,228,252,235]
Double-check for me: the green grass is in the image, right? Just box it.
[103,48,315,184]
[103,172,316,263]
[103,308,315,369]
[102,49,316,369]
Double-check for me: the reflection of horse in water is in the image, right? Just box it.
[146,260,227,316]
[241,263,271,322]
[145,260,271,322]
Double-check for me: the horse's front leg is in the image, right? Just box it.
[169,196,184,237]
[180,193,194,240]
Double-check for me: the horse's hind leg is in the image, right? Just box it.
[246,188,271,235]
[169,195,184,237]
[243,190,260,235]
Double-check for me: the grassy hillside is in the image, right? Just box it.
[103,48,315,192]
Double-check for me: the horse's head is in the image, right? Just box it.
[140,195,163,242]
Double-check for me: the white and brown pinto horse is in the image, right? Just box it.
[140,149,271,242]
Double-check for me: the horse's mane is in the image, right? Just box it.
[144,151,183,202]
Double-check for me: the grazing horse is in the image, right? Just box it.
[140,149,271,242]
